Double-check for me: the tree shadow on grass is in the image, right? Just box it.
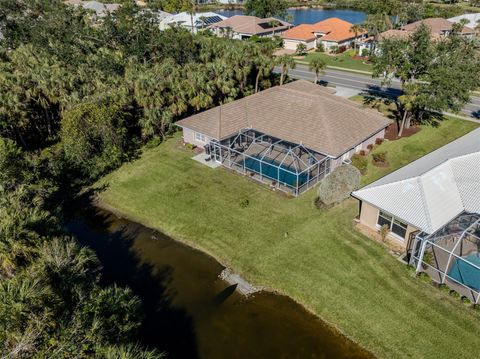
[64,196,199,359]
[360,87,446,130]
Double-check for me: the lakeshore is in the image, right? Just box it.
[94,118,480,359]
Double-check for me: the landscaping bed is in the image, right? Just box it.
[384,122,422,140]
[96,119,480,359]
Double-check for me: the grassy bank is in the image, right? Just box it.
[96,120,479,359]
[298,51,373,73]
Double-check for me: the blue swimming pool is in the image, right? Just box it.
[243,156,309,187]
[448,253,480,291]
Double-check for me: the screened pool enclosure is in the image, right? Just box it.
[410,213,480,303]
[205,129,331,196]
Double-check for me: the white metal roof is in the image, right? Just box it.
[353,128,480,234]
[160,12,226,29]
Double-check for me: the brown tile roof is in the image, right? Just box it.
[401,18,474,35]
[282,17,366,42]
[208,15,291,35]
[363,29,442,43]
[176,80,391,158]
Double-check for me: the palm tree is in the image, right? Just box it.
[308,57,327,84]
[350,24,364,54]
[276,55,296,86]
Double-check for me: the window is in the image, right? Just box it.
[195,132,206,143]
[377,211,408,240]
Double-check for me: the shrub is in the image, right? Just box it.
[315,42,324,52]
[361,48,370,57]
[367,144,374,151]
[351,154,368,175]
[337,45,347,54]
[185,143,196,150]
[359,150,366,156]
[375,138,383,145]
[296,43,307,56]
[239,198,250,208]
[379,224,390,243]
[329,45,339,53]
[372,151,387,164]
[317,164,361,206]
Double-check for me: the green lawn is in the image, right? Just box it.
[348,95,480,184]
[96,121,480,359]
[299,51,373,73]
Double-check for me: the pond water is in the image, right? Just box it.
[65,205,375,359]
[214,8,367,25]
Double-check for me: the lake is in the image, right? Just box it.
[66,204,375,359]
[214,8,367,25]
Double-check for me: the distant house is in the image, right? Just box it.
[281,18,367,52]
[176,80,390,196]
[159,12,227,34]
[448,13,480,33]
[359,18,475,54]
[401,18,475,38]
[64,0,120,18]
[352,128,480,304]
[209,15,292,40]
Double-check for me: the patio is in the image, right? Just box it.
[410,213,480,303]
[205,129,331,196]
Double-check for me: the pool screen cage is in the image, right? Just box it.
[410,212,480,303]
[206,129,331,196]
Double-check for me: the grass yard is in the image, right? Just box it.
[299,51,373,73]
[96,122,480,359]
[348,95,480,184]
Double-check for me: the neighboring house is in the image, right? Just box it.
[159,12,227,33]
[176,80,390,196]
[448,13,480,33]
[64,0,120,18]
[359,18,474,54]
[352,128,480,303]
[281,18,367,52]
[209,15,292,40]
[352,127,480,246]
[401,17,475,38]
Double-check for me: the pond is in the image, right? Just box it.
[214,8,367,25]
[65,205,375,359]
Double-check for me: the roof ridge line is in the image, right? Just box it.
[417,176,433,233]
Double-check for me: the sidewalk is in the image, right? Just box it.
[295,60,373,75]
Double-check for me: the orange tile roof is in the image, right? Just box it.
[282,17,366,42]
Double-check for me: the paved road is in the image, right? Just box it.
[278,64,480,118]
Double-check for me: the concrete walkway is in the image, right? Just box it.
[192,153,221,169]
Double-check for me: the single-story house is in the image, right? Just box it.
[401,17,475,38]
[358,17,474,54]
[352,127,480,303]
[176,80,391,196]
[159,12,227,34]
[281,17,367,52]
[352,127,480,247]
[448,13,480,33]
[209,15,292,40]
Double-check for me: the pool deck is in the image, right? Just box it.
[192,153,221,169]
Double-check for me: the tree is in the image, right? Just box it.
[308,57,327,84]
[276,55,296,86]
[295,43,307,56]
[244,0,288,19]
[350,24,364,54]
[372,24,480,136]
[60,102,130,179]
